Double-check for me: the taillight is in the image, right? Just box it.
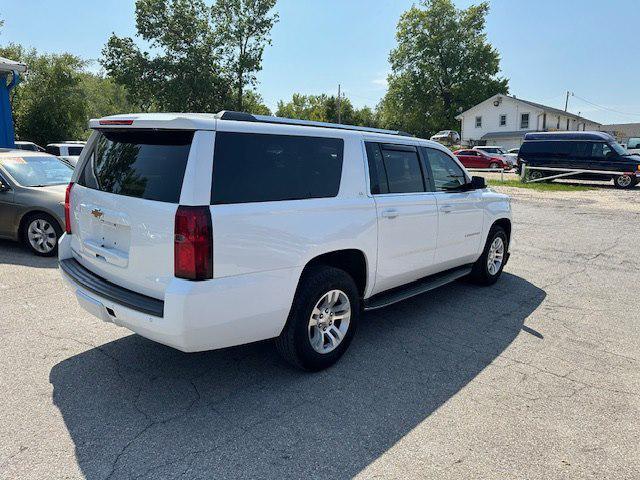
[174,206,213,281]
[99,119,134,126]
[64,182,74,234]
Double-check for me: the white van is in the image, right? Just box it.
[59,112,512,370]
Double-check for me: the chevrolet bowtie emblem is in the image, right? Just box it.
[91,209,104,219]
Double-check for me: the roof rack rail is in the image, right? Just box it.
[215,111,413,137]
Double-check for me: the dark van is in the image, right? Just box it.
[518,131,640,189]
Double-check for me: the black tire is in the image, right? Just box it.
[468,226,508,286]
[21,213,62,257]
[275,266,360,371]
[613,174,635,189]
[489,162,500,170]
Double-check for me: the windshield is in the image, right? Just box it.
[0,155,72,187]
[610,141,628,156]
[481,147,506,154]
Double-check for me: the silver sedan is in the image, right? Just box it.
[0,150,72,256]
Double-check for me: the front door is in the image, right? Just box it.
[422,147,485,269]
[0,172,17,238]
[365,142,439,295]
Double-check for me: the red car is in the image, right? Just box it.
[453,149,511,170]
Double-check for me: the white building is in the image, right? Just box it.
[455,94,601,150]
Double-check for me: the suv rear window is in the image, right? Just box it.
[77,130,193,203]
[211,132,343,204]
[67,146,84,156]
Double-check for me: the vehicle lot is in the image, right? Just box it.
[1,186,639,479]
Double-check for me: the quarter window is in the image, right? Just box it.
[211,132,344,204]
[499,114,507,127]
[380,146,425,194]
[475,116,482,128]
[424,148,467,192]
[520,113,530,129]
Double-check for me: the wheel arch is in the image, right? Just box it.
[491,217,512,243]
[18,209,63,241]
[301,249,369,298]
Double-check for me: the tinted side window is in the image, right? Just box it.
[520,141,569,157]
[365,142,389,194]
[46,146,60,156]
[380,147,425,194]
[424,148,466,192]
[211,132,344,204]
[569,142,592,158]
[78,130,193,203]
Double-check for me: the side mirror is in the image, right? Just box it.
[470,175,486,189]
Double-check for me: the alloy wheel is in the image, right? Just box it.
[307,289,351,354]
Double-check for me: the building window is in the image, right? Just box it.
[566,118,569,130]
[520,113,530,129]
[557,116,560,129]
[499,114,506,127]
[475,116,482,128]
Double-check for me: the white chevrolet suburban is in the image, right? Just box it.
[58,112,512,371]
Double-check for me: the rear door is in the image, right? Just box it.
[366,142,439,294]
[422,147,485,269]
[69,129,206,299]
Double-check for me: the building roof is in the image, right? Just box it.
[0,56,27,74]
[481,130,535,140]
[523,131,614,142]
[457,94,600,125]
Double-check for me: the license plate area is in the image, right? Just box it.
[79,203,131,267]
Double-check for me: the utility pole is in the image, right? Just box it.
[337,84,342,124]
[564,91,572,112]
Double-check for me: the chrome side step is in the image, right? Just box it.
[363,265,473,311]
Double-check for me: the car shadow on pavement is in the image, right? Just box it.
[0,239,57,268]
[50,273,545,480]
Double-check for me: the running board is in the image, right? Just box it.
[363,265,473,311]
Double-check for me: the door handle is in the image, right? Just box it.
[381,209,399,219]
[440,205,454,214]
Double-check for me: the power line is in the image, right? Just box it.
[571,94,640,118]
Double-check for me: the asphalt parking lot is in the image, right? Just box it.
[1,184,639,480]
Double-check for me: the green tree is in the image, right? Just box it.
[242,90,271,115]
[212,0,278,111]
[379,0,508,138]
[276,93,378,128]
[81,73,135,120]
[102,0,232,112]
[0,44,88,145]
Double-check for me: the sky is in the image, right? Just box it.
[1,0,639,125]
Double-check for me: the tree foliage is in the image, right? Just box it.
[0,44,87,145]
[102,0,232,112]
[379,0,508,138]
[276,93,379,128]
[0,43,133,145]
[212,0,278,111]
[102,0,277,113]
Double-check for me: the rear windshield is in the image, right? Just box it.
[67,146,84,156]
[78,130,193,203]
[211,132,344,204]
[0,155,72,187]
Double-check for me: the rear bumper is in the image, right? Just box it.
[58,234,301,352]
